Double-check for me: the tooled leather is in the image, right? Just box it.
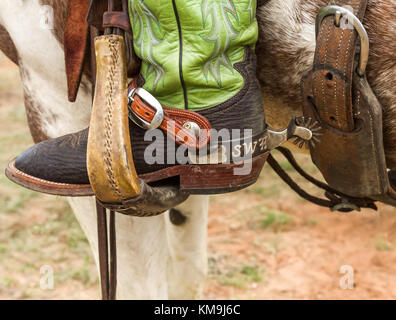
[301,0,396,205]
[131,94,211,149]
[311,0,368,131]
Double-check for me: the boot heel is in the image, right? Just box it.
[179,153,269,194]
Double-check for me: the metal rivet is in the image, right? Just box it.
[183,122,200,137]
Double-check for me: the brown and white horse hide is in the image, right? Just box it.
[0,0,395,299]
[0,0,208,300]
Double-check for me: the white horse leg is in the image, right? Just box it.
[165,195,209,300]
[0,0,209,300]
[68,197,170,299]
[68,196,209,300]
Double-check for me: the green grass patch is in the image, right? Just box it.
[56,264,96,286]
[240,265,262,283]
[66,229,89,250]
[219,265,264,289]
[245,185,280,198]
[0,189,38,213]
[375,236,392,251]
[260,209,293,232]
[304,218,319,226]
[0,276,16,288]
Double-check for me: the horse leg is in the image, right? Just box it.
[68,197,171,299]
[165,195,209,300]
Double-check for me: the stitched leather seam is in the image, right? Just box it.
[321,20,333,120]
[366,99,381,191]
[10,162,90,188]
[131,97,211,149]
[334,28,345,128]
[104,38,124,202]
[355,82,361,117]
[343,34,353,123]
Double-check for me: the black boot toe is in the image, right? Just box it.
[14,129,90,185]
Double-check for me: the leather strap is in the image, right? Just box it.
[128,81,212,150]
[64,0,90,102]
[102,0,140,77]
[312,0,368,131]
[66,0,139,103]
[87,0,134,302]
[103,12,132,31]
[299,0,396,208]
[96,203,117,300]
[96,203,109,300]
[87,0,108,30]
[268,147,377,212]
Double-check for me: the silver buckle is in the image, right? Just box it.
[315,5,369,76]
[128,87,164,130]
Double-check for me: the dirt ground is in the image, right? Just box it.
[0,53,395,300]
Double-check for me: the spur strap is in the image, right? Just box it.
[128,81,212,150]
[311,0,368,131]
[297,0,396,208]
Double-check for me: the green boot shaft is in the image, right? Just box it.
[129,0,258,110]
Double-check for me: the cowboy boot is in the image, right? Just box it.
[6,0,310,199]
